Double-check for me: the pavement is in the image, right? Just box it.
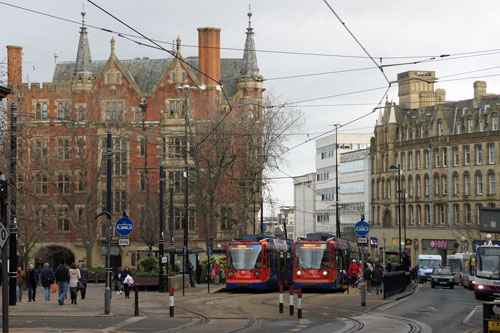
[0,282,419,332]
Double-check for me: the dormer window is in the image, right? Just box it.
[438,121,443,136]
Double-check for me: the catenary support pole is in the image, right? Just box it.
[158,163,167,293]
[8,102,17,306]
[105,130,112,315]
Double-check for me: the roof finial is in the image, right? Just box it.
[110,37,115,56]
[176,36,181,55]
[248,5,252,28]
[81,6,86,26]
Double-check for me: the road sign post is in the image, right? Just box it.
[354,219,369,307]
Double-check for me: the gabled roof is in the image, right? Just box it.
[53,57,243,96]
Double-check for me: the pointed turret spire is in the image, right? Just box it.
[176,36,181,56]
[389,105,397,123]
[240,6,259,77]
[74,10,92,78]
[377,108,383,125]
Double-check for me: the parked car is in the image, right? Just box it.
[430,267,454,289]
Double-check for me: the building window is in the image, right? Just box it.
[438,121,443,136]
[114,190,127,214]
[409,205,414,225]
[401,153,406,170]
[168,137,185,158]
[317,166,335,181]
[104,101,124,122]
[465,204,472,224]
[489,143,495,164]
[169,171,183,193]
[468,119,474,133]
[464,146,471,165]
[35,207,48,232]
[317,214,330,223]
[57,138,71,160]
[416,177,421,197]
[425,149,430,168]
[387,180,391,199]
[425,205,431,225]
[77,172,85,192]
[442,148,447,167]
[135,109,141,121]
[435,175,440,195]
[421,126,425,138]
[35,103,42,120]
[409,152,413,170]
[493,115,499,131]
[477,173,483,195]
[453,147,459,166]
[57,173,70,194]
[35,172,49,195]
[477,144,483,165]
[114,139,128,176]
[476,204,483,225]
[174,207,183,230]
[57,207,70,232]
[454,204,460,225]
[465,173,471,195]
[409,177,414,197]
[439,205,445,224]
[442,176,447,195]
[140,172,147,191]
[417,205,422,225]
[453,174,459,195]
[34,139,48,160]
[416,150,421,169]
[140,138,146,156]
[456,122,461,135]
[78,106,84,121]
[434,149,439,167]
[318,188,335,201]
[424,175,430,196]
[489,172,496,195]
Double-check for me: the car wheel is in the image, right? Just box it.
[431,284,435,288]
[450,284,454,289]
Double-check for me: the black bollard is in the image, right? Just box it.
[94,272,98,284]
[134,284,139,316]
[297,289,302,319]
[289,286,294,316]
[279,285,283,313]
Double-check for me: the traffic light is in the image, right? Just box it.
[0,172,7,200]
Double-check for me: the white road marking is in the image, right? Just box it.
[463,305,481,325]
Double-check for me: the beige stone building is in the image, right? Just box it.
[369,70,500,266]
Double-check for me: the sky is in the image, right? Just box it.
[3,1,500,216]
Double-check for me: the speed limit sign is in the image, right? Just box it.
[0,223,10,249]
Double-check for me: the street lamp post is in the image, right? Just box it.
[334,123,341,238]
[390,164,402,267]
[169,178,175,272]
[158,163,167,293]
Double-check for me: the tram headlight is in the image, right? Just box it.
[296,270,302,276]
[322,270,328,276]
[478,284,484,290]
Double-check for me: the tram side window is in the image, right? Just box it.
[269,251,277,269]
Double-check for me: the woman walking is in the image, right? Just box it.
[122,267,133,298]
[68,263,81,304]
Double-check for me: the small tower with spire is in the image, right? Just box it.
[238,6,264,95]
[73,10,93,92]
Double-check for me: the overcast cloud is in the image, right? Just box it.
[2,1,500,215]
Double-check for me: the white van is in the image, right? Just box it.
[418,254,442,283]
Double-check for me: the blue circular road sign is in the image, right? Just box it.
[115,217,134,236]
[354,220,370,237]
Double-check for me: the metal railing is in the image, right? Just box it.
[383,271,410,299]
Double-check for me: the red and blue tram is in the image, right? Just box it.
[226,235,293,290]
[292,233,359,290]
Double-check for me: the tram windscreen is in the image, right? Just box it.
[228,244,263,270]
[295,243,330,269]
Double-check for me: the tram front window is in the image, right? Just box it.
[295,243,330,269]
[228,244,263,270]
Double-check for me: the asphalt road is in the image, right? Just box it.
[373,283,481,333]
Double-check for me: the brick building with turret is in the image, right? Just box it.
[5,10,263,269]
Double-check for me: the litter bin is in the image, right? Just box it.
[483,302,500,332]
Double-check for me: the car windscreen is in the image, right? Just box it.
[418,259,441,269]
[434,268,451,275]
[295,243,330,269]
[228,244,263,270]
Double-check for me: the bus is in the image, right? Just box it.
[463,254,476,290]
[474,245,500,300]
[447,253,472,285]
[226,235,293,290]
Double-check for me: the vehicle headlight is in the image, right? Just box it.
[478,284,484,290]
[296,270,302,276]
[322,271,328,276]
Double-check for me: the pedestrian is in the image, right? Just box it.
[364,262,373,295]
[113,266,123,294]
[174,261,182,274]
[16,266,26,302]
[386,262,393,272]
[372,262,384,295]
[121,266,132,298]
[69,263,81,305]
[196,259,202,284]
[79,263,89,300]
[348,260,359,287]
[40,263,55,301]
[187,259,195,287]
[27,263,39,302]
[214,261,221,285]
[55,262,70,305]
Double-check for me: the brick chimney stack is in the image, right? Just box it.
[7,45,23,85]
[197,28,221,86]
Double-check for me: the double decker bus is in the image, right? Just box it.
[474,245,500,300]
[225,235,293,290]
[292,233,355,290]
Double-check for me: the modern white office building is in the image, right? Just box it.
[293,173,316,239]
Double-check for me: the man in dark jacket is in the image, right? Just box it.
[55,262,70,305]
[196,259,202,284]
[187,259,195,287]
[27,263,39,302]
[40,263,55,301]
[372,262,384,295]
[79,263,89,300]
